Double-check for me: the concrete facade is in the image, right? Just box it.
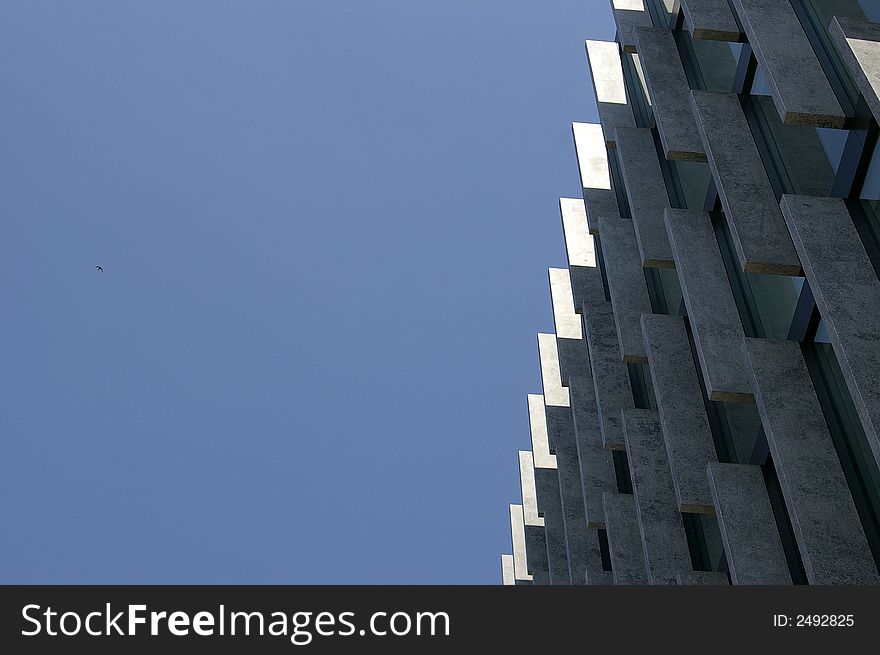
[501,1,880,586]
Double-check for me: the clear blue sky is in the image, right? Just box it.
[0,1,611,583]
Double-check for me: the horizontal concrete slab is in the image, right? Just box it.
[680,0,743,41]
[707,462,792,584]
[585,40,636,146]
[743,337,880,584]
[598,216,652,363]
[634,27,707,161]
[781,194,880,474]
[690,91,801,275]
[613,127,675,268]
[641,313,718,513]
[622,408,693,584]
[731,0,846,127]
[570,374,619,528]
[830,17,880,125]
[602,492,650,584]
[664,209,754,401]
[583,302,635,449]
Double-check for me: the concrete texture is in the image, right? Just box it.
[556,334,592,385]
[676,570,730,585]
[501,553,515,585]
[707,462,792,584]
[534,466,572,584]
[509,504,533,582]
[610,0,653,53]
[570,374,619,528]
[622,408,693,584]
[634,27,707,161]
[731,0,846,127]
[528,394,558,468]
[689,91,801,276]
[538,334,570,408]
[830,17,880,125]
[547,405,598,585]
[598,216,652,363]
[613,127,675,268]
[743,337,880,584]
[583,302,635,449]
[524,524,549,582]
[572,122,620,234]
[679,0,743,41]
[519,450,544,527]
[781,194,880,473]
[664,208,754,401]
[549,268,583,340]
[602,492,650,584]
[641,313,718,513]
[585,40,636,146]
[559,197,597,267]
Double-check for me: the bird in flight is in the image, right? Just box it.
[95,265,103,272]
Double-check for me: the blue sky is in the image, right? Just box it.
[0,1,611,583]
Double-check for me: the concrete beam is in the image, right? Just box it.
[528,394,558,469]
[602,492,650,584]
[598,217,652,362]
[781,194,880,472]
[613,127,675,268]
[743,337,880,584]
[641,313,718,513]
[664,209,754,401]
[707,462,792,584]
[622,408,693,584]
[634,27,707,161]
[679,0,743,41]
[690,91,801,275]
[572,122,620,234]
[583,302,635,449]
[585,40,636,146]
[731,0,846,127]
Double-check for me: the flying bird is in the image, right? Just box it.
[95,265,103,272]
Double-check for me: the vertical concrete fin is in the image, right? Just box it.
[664,208,753,401]
[689,91,801,275]
[622,408,693,584]
[742,337,880,584]
[641,313,717,513]
[633,27,707,161]
[730,0,846,127]
[707,462,792,584]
